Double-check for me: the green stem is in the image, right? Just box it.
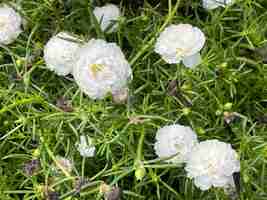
[41,137,72,178]
[136,127,145,162]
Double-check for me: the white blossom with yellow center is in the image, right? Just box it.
[203,0,234,10]
[155,24,206,68]
[93,4,120,33]
[0,5,22,45]
[43,32,81,76]
[73,39,132,99]
[154,124,198,164]
[185,140,240,191]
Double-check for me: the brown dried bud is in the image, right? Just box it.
[56,97,73,112]
[112,88,129,104]
[224,112,238,124]
[23,159,40,176]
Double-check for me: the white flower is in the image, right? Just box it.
[203,0,234,10]
[0,5,22,45]
[154,124,198,163]
[77,135,95,157]
[93,4,120,33]
[155,24,205,68]
[44,32,81,76]
[185,140,240,191]
[73,39,132,99]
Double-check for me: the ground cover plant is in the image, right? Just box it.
[0,0,267,199]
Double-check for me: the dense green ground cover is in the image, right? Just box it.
[0,0,267,199]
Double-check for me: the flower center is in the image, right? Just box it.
[176,48,191,58]
[0,17,6,29]
[176,48,185,57]
[207,163,217,175]
[89,63,105,78]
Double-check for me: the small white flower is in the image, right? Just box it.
[73,39,132,99]
[93,4,120,33]
[203,0,234,10]
[185,139,240,191]
[0,4,22,45]
[154,124,198,164]
[155,24,205,68]
[77,135,95,157]
[44,32,81,76]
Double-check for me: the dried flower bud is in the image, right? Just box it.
[23,159,40,176]
[224,112,238,124]
[112,88,129,104]
[56,97,73,112]
[46,191,59,200]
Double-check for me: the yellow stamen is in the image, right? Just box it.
[176,48,185,57]
[207,163,216,175]
[0,17,6,29]
[89,63,104,78]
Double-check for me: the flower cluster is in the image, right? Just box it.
[154,124,240,191]
[0,1,241,197]
[42,4,131,100]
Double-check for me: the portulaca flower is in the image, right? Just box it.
[203,0,233,10]
[44,32,81,76]
[93,4,120,33]
[73,39,132,100]
[0,4,22,45]
[77,135,95,157]
[185,140,240,191]
[154,124,198,163]
[155,24,206,68]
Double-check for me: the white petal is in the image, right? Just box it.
[185,140,240,190]
[194,175,212,190]
[0,5,22,44]
[182,53,202,68]
[154,124,198,163]
[154,24,205,66]
[43,32,81,76]
[93,4,120,33]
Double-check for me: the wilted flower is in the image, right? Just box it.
[44,32,81,76]
[55,156,73,174]
[23,159,40,176]
[185,140,240,191]
[155,24,205,68]
[56,97,74,112]
[0,4,22,44]
[77,135,95,157]
[203,0,234,10]
[100,182,122,200]
[93,4,120,33]
[154,124,198,163]
[73,39,132,100]
[45,191,59,200]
